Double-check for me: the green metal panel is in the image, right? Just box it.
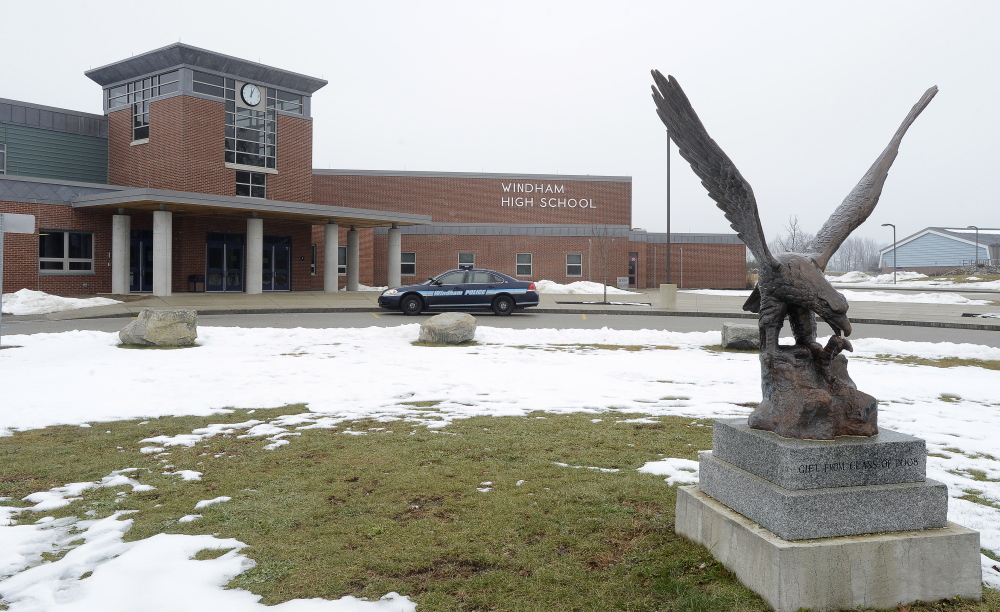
[0,123,108,184]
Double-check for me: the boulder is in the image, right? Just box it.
[119,308,198,346]
[722,322,759,350]
[418,312,476,344]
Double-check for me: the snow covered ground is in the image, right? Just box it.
[682,287,996,305]
[534,280,635,294]
[1,289,121,316]
[830,271,1000,291]
[1,324,998,608]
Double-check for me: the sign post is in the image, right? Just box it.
[0,213,36,348]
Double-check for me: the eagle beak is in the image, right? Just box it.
[825,314,852,337]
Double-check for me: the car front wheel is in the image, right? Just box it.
[401,295,423,316]
[492,295,514,316]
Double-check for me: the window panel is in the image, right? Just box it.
[516,253,532,276]
[0,143,5,175]
[458,252,475,266]
[437,271,465,284]
[194,71,225,87]
[338,246,347,275]
[39,233,64,258]
[566,253,583,277]
[38,231,93,275]
[236,171,266,199]
[401,252,416,275]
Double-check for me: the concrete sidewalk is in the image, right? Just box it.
[21,289,1000,331]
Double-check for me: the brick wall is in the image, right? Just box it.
[268,114,313,203]
[640,242,748,289]
[0,201,112,295]
[109,96,228,194]
[313,173,631,226]
[370,234,632,287]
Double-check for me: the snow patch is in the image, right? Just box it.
[1,289,121,315]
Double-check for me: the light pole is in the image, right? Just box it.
[665,130,672,285]
[967,225,979,267]
[881,223,896,284]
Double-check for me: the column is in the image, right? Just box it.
[111,212,130,294]
[246,217,263,294]
[346,226,359,291]
[324,222,339,293]
[387,224,401,289]
[152,209,172,296]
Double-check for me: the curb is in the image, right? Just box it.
[38,306,1000,332]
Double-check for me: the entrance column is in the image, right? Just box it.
[387,224,401,289]
[111,210,130,294]
[324,222,339,293]
[246,216,263,294]
[346,225,359,291]
[152,208,172,296]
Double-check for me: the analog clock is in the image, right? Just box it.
[241,83,261,107]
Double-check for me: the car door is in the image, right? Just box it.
[427,270,468,309]
[461,270,500,308]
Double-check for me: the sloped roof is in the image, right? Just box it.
[85,43,327,94]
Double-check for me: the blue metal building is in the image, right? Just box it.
[879,227,1000,272]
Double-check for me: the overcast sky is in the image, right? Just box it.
[5,1,997,243]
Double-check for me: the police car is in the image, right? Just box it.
[378,266,539,316]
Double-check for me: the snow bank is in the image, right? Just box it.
[829,271,928,284]
[534,280,635,294]
[1,289,120,316]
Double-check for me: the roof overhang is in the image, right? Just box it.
[71,188,430,228]
[85,43,328,94]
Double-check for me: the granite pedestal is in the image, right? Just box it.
[676,419,982,610]
[676,486,982,612]
[700,420,947,540]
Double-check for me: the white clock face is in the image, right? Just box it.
[241,83,261,107]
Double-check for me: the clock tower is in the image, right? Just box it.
[85,43,327,204]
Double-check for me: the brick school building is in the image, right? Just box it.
[0,43,745,296]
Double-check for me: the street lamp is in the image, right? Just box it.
[881,223,896,284]
[967,225,979,267]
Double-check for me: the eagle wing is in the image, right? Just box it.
[651,71,777,268]
[808,86,938,268]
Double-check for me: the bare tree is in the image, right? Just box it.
[591,224,616,304]
[772,216,815,254]
[827,236,886,272]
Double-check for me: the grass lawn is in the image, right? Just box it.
[1,407,997,611]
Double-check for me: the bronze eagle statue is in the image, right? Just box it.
[651,72,937,362]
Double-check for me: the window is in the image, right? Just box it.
[437,271,466,284]
[458,252,475,267]
[516,253,532,276]
[566,253,583,277]
[192,71,234,100]
[310,244,317,275]
[39,230,93,273]
[0,143,5,174]
[236,171,266,198]
[226,102,276,168]
[267,88,303,115]
[107,70,180,141]
[338,246,347,275]
[469,271,502,284]
[401,252,416,275]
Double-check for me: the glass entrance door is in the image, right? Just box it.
[129,229,153,292]
[206,232,245,292]
[262,236,291,291]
